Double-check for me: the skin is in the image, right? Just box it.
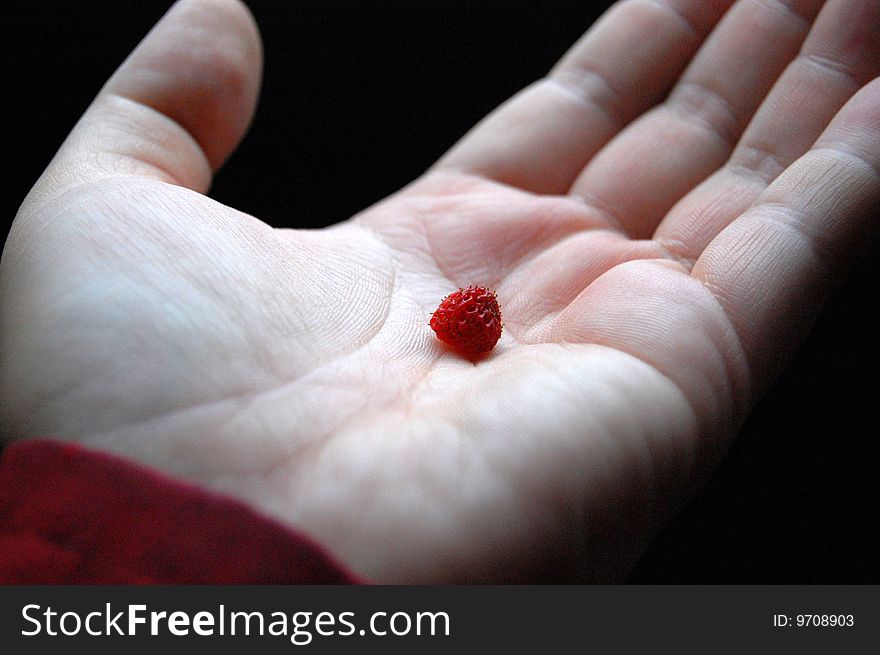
[2,0,879,582]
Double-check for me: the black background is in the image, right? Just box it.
[4,0,878,583]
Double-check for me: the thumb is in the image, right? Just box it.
[33,0,262,200]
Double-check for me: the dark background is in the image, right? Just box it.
[4,0,878,582]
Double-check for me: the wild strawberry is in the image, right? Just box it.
[430,285,502,358]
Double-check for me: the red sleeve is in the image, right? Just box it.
[0,439,364,584]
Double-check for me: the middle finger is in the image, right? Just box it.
[568,0,824,238]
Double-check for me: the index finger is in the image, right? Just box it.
[433,0,736,197]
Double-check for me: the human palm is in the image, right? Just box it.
[3,0,879,582]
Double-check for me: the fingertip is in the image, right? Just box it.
[104,0,264,173]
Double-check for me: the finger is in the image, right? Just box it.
[569,0,825,238]
[433,0,735,197]
[655,0,880,264]
[30,0,262,201]
[692,77,880,395]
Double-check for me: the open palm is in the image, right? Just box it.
[3,0,879,582]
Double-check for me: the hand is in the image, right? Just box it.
[2,0,878,582]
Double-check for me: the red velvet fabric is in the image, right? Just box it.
[0,439,362,584]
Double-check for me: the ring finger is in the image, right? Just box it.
[655,0,880,265]
[568,0,825,238]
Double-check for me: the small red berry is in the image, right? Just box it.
[430,285,502,358]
